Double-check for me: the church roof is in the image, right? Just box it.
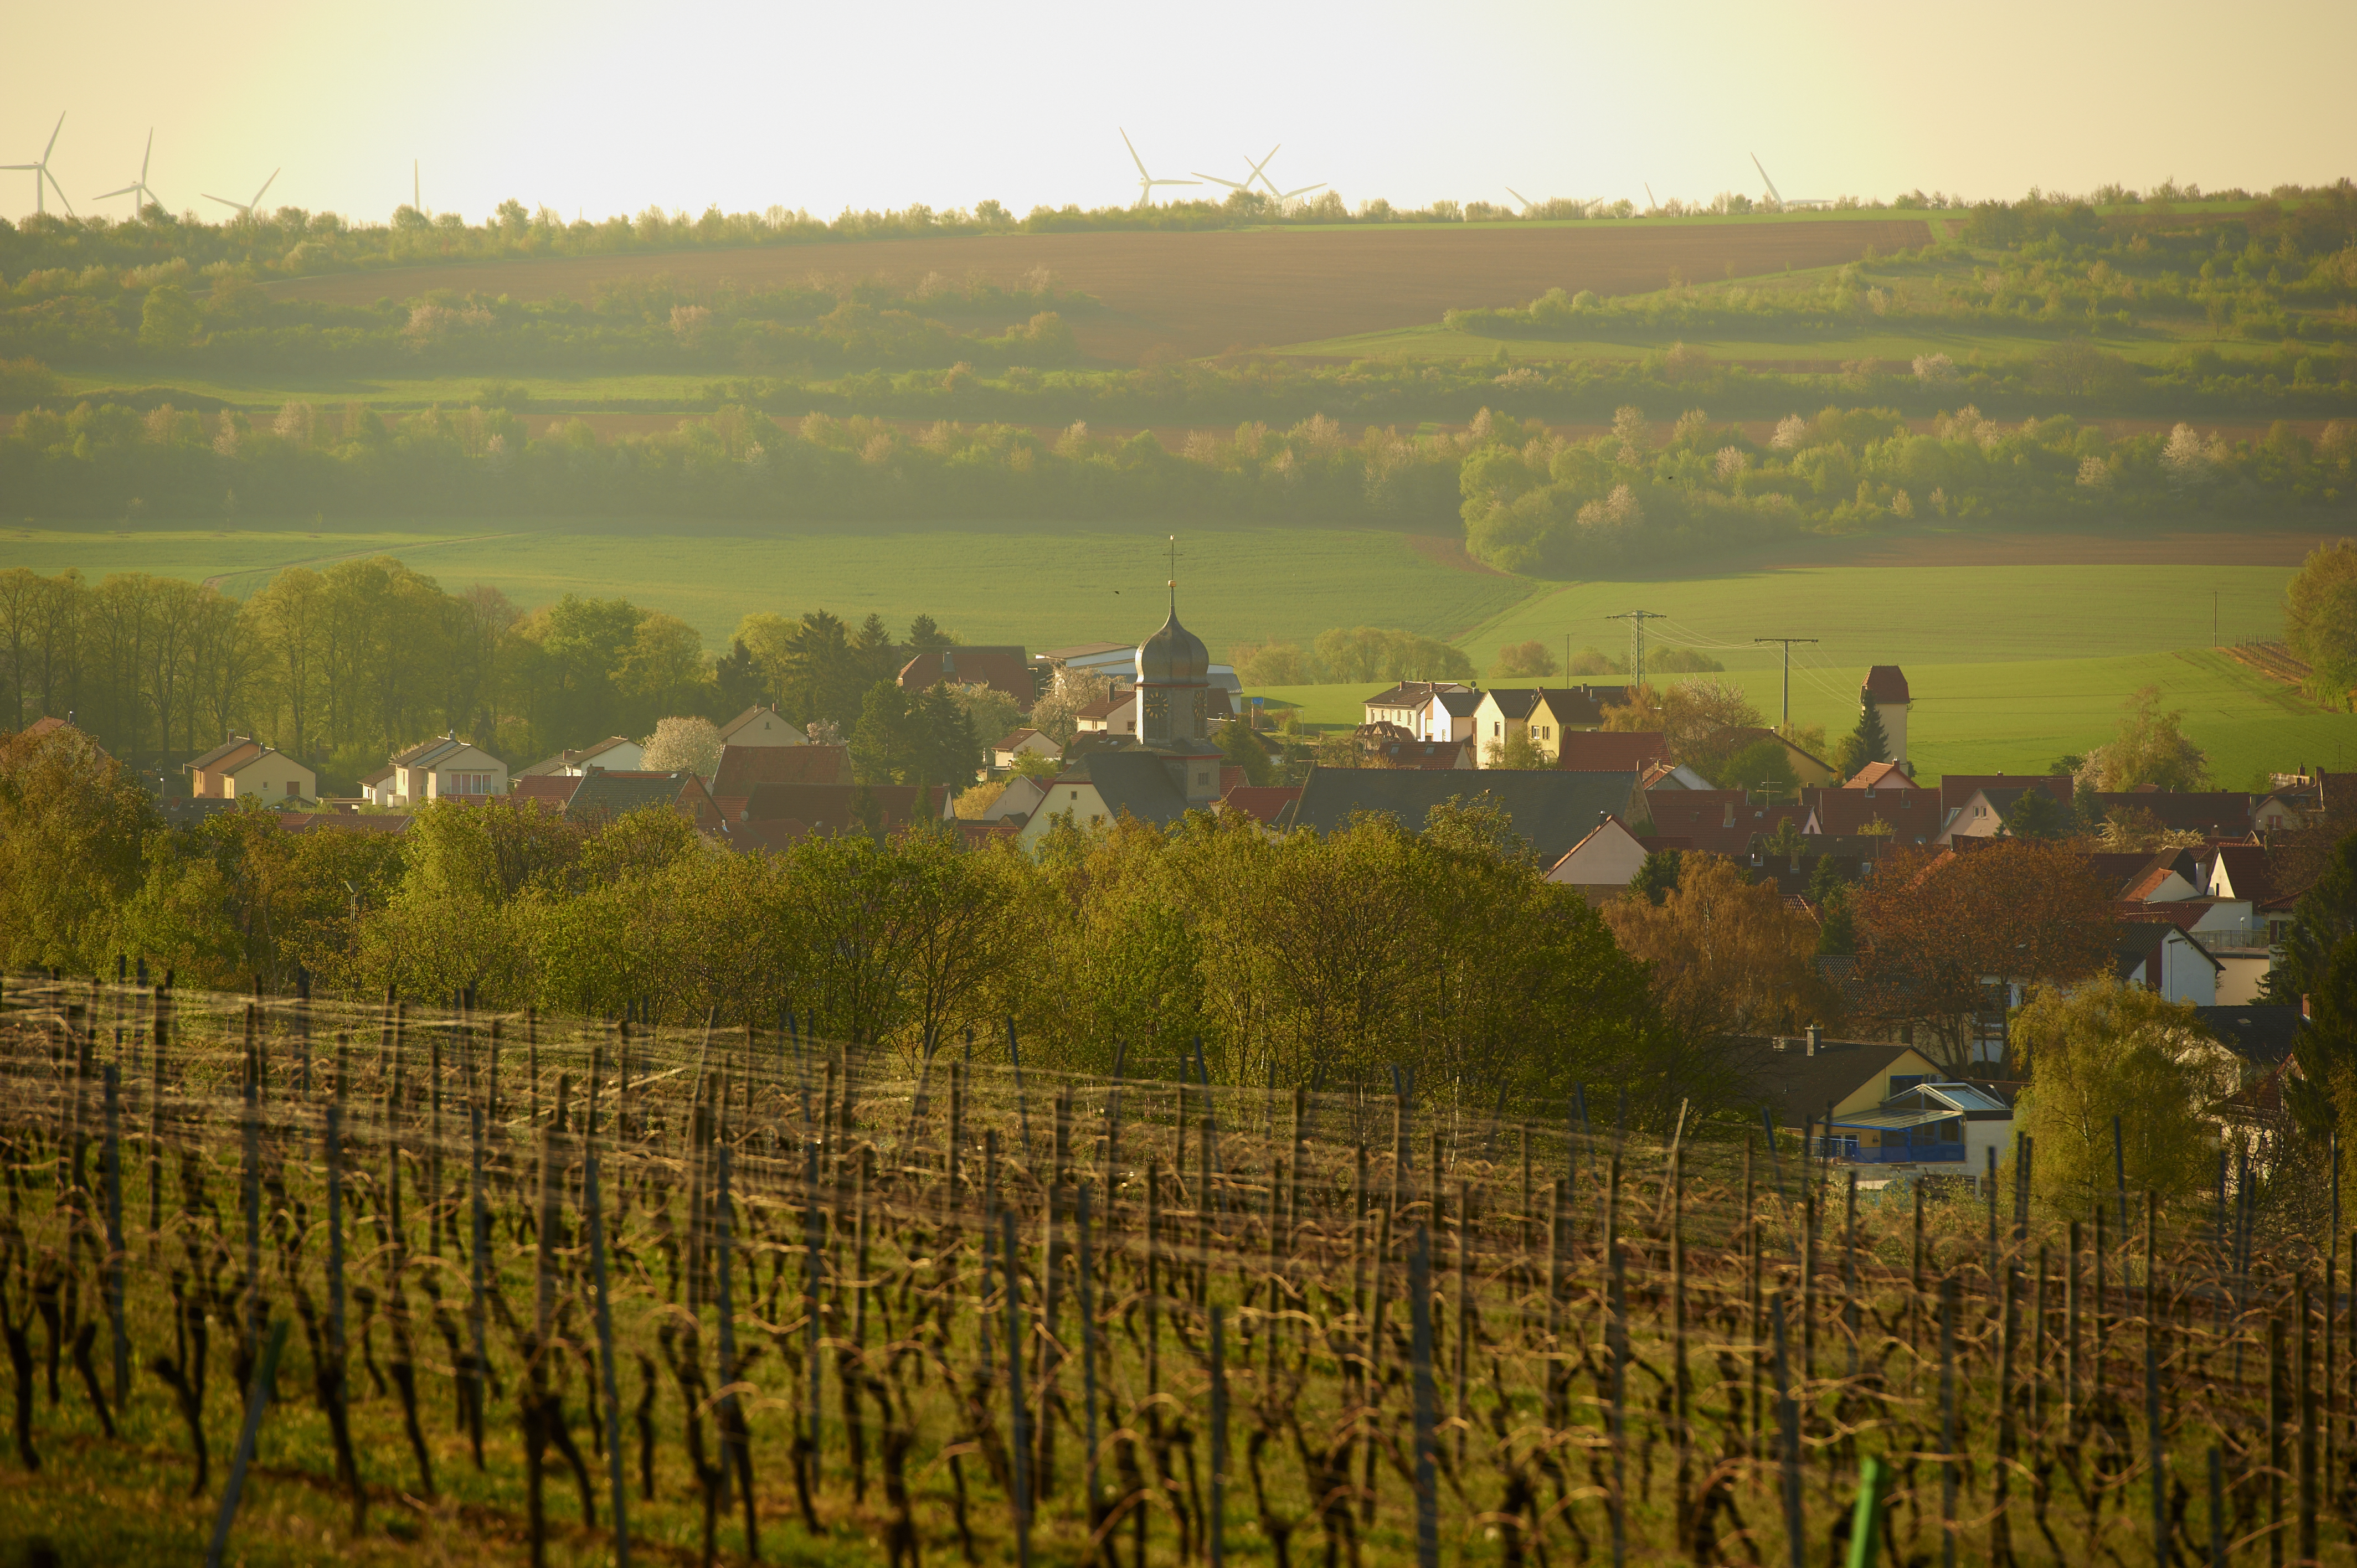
[1137,592,1208,685]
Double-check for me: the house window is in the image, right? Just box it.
[1492,722,1500,736]
[1071,790,1080,800]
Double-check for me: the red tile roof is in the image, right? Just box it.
[511,776,580,811]
[711,743,852,796]
[1808,785,1940,839]
[899,647,1038,709]
[1844,760,1915,790]
[1220,786,1302,825]
[1556,731,1668,771]
[1862,666,1910,704]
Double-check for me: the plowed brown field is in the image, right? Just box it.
[265,220,1937,364]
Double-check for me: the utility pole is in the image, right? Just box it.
[1604,610,1669,685]
[1753,637,1820,733]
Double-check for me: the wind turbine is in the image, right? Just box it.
[95,129,165,215]
[3,113,74,218]
[204,168,279,220]
[1120,129,1199,210]
[1751,153,1829,209]
[1194,144,1279,194]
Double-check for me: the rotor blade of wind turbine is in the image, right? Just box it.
[1279,184,1324,201]
[1119,128,1150,181]
[42,112,64,164]
[95,183,140,200]
[1192,173,1247,189]
[251,169,279,208]
[1749,152,1782,205]
[140,130,153,180]
[1150,179,1201,187]
[203,193,246,210]
[44,167,74,217]
[1506,186,1531,209]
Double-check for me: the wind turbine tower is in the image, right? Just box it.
[204,169,280,219]
[1120,130,1200,210]
[95,130,166,214]
[4,114,75,217]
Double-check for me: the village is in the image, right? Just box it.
[102,583,2334,1199]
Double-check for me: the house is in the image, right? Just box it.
[2091,790,2260,838]
[1737,1033,1948,1129]
[1824,1080,2016,1169]
[1806,780,1942,842]
[1716,728,1839,787]
[2112,921,2221,1006]
[186,735,316,802]
[1556,731,1670,773]
[740,780,946,838]
[1545,816,1654,903]
[1470,688,1545,762]
[385,734,509,806]
[1218,785,1303,827]
[1361,732,1476,769]
[1845,760,1917,790]
[511,775,582,813]
[519,736,641,778]
[1283,768,1646,861]
[969,773,1051,825]
[716,704,807,748]
[1861,666,1913,766]
[359,766,397,807]
[898,645,1038,709]
[1640,790,1807,859]
[1015,750,1203,852]
[1074,690,1139,736]
[1365,681,1473,734]
[1934,771,2068,822]
[1417,687,1486,745]
[565,769,726,833]
[709,742,853,806]
[1638,757,1717,792]
[992,728,1062,772]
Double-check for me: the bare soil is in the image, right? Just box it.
[264,220,1938,365]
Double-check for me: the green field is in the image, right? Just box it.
[1275,321,2252,364]
[0,516,1534,655]
[1252,649,2351,788]
[50,368,718,408]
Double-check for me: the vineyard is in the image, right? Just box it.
[0,977,2344,1566]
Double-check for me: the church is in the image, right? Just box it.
[1015,587,1231,849]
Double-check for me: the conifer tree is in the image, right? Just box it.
[1851,692,1891,765]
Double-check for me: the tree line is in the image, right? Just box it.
[8,398,2349,584]
[0,558,998,791]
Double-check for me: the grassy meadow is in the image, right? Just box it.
[0,515,1536,656]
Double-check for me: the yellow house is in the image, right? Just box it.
[187,735,316,801]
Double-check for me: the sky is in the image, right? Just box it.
[5,1,2353,229]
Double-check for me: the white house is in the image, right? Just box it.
[387,734,509,806]
[2114,922,2221,1007]
[716,703,807,748]
[1074,690,1139,736]
[186,734,316,802]
[992,728,1063,772]
[1545,817,1653,903]
[1365,682,1473,734]
[519,735,642,778]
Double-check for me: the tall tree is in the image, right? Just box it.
[1852,691,1891,766]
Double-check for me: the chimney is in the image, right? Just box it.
[1805,1024,1821,1056]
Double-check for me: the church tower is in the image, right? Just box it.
[1135,575,1224,803]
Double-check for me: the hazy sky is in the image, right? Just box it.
[7,1,2351,228]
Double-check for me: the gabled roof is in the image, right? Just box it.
[2113,920,2220,978]
[899,647,1038,707]
[1735,1036,1932,1118]
[1219,785,1302,825]
[1555,731,1668,772]
[2209,843,2279,905]
[1862,666,1910,704]
[994,727,1058,754]
[1286,767,1638,859]
[511,775,581,811]
[1060,750,1194,829]
[716,704,804,742]
[520,736,634,777]
[2092,791,2257,835]
[742,780,940,836]
[359,765,394,787]
[1937,772,2070,816]
[222,745,307,776]
[187,736,263,773]
[566,770,703,826]
[1844,760,1914,790]
[1436,689,1486,718]
[1479,688,1546,721]
[1808,785,1940,840]
[1641,790,1805,859]
[1366,680,1471,710]
[711,743,851,797]
[1367,737,1474,768]
[391,734,473,768]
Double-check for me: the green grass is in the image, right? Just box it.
[50,368,718,408]
[0,515,1536,656]
[1247,650,2352,787]
[1277,319,2267,366]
